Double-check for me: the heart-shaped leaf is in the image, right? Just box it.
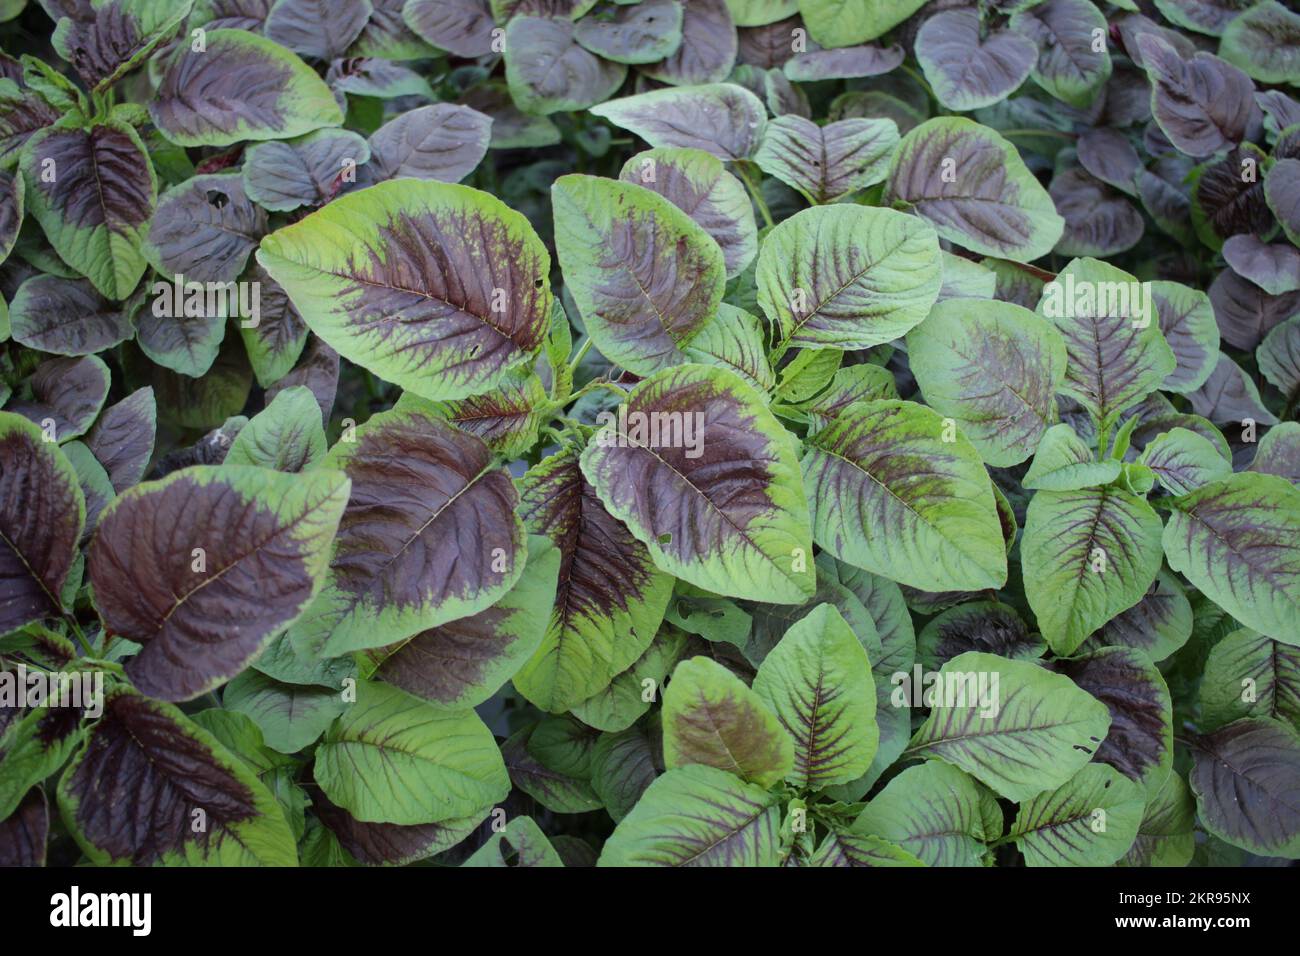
[641,0,736,85]
[505,15,626,115]
[915,9,1036,111]
[753,115,898,204]
[1135,31,1253,157]
[1012,0,1113,108]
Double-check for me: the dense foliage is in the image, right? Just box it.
[1,0,1299,869]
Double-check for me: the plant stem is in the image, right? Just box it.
[567,336,595,376]
[998,128,1077,142]
[735,162,775,230]
[65,615,94,658]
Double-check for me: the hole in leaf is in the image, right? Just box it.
[206,190,229,209]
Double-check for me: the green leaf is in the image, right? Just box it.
[683,304,775,394]
[662,656,794,787]
[407,368,550,460]
[223,670,347,754]
[551,174,725,376]
[500,726,602,815]
[725,0,796,28]
[798,0,927,47]
[779,363,898,434]
[589,726,659,822]
[225,386,326,472]
[1138,427,1233,496]
[257,179,553,402]
[1085,568,1193,663]
[757,205,942,352]
[0,694,85,820]
[1163,472,1300,646]
[569,628,690,732]
[1010,764,1144,867]
[597,764,783,866]
[1119,769,1195,867]
[906,297,1066,467]
[1037,258,1176,427]
[313,680,509,825]
[1220,1,1300,84]
[1022,486,1164,655]
[751,603,877,791]
[1200,629,1300,732]
[463,815,564,867]
[1023,423,1122,491]
[801,399,1008,593]
[808,830,925,867]
[906,651,1112,801]
[851,760,995,866]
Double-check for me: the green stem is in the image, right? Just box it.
[998,128,1077,142]
[567,337,595,376]
[65,615,94,658]
[898,62,936,107]
[735,162,775,230]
